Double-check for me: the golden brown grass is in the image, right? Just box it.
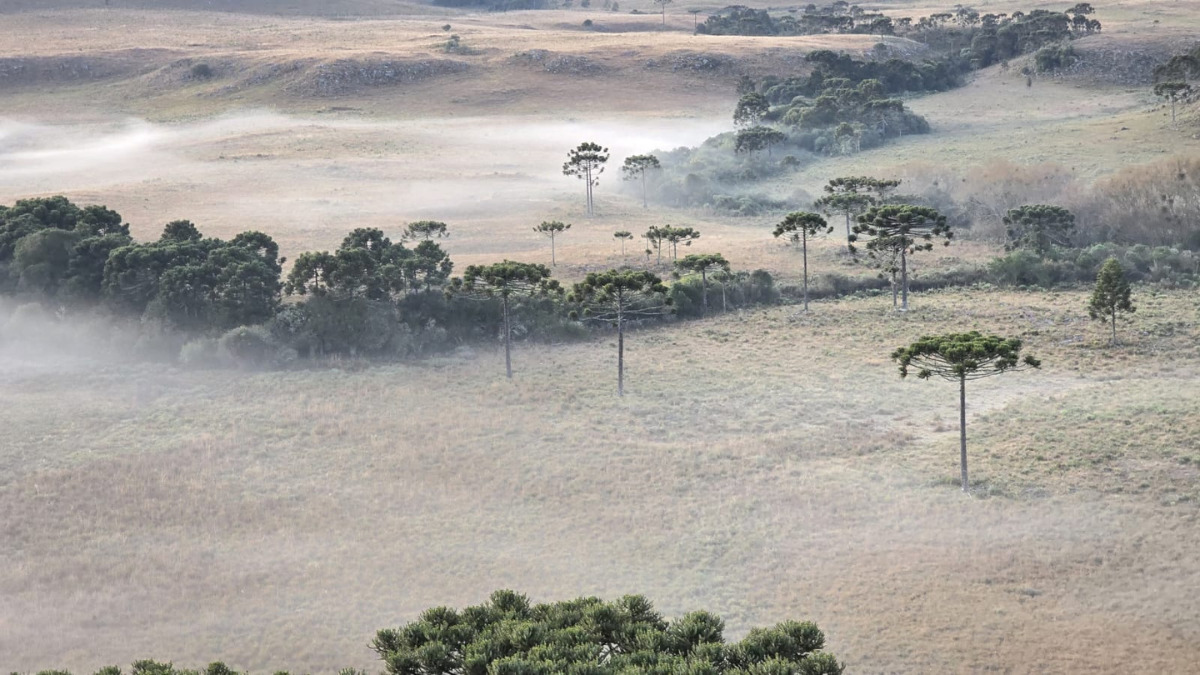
[3,288,1200,673]
[4,2,1200,672]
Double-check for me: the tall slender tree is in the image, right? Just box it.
[563,142,610,217]
[1154,82,1193,123]
[773,211,832,312]
[814,176,900,250]
[675,253,730,313]
[570,270,671,396]
[892,332,1040,492]
[450,261,561,379]
[852,205,952,310]
[621,154,661,208]
[533,220,571,267]
[660,225,701,261]
[653,0,672,26]
[614,230,634,261]
[1088,257,1135,345]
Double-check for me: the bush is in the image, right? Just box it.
[179,337,220,368]
[1034,44,1078,72]
[582,18,593,27]
[217,325,294,369]
[190,63,214,79]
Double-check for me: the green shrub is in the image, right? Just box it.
[217,325,293,369]
[190,63,214,79]
[179,337,220,368]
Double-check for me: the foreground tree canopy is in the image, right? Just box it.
[372,589,844,675]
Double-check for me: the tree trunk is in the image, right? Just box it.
[721,283,727,312]
[701,268,708,312]
[891,271,898,308]
[617,301,625,397]
[960,374,968,493]
[1111,309,1117,346]
[641,171,648,209]
[550,232,556,267]
[1172,99,1177,123]
[503,295,512,379]
[900,247,909,311]
[844,211,852,250]
[802,231,809,312]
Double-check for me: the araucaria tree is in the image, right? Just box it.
[676,252,729,313]
[660,225,701,261]
[653,0,672,26]
[621,154,661,208]
[372,589,844,674]
[852,205,951,310]
[1003,205,1074,255]
[774,211,832,312]
[613,230,634,260]
[733,92,770,127]
[563,141,610,217]
[401,220,449,242]
[734,126,786,157]
[571,269,671,396]
[1154,82,1193,123]
[1088,257,1135,345]
[450,261,560,378]
[533,220,570,266]
[814,176,900,250]
[892,332,1040,492]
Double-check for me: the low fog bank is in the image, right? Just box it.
[0,296,140,377]
[0,111,728,257]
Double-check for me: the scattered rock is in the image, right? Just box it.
[291,57,470,96]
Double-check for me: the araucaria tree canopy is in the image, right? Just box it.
[852,204,951,310]
[371,589,844,675]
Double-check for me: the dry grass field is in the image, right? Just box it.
[3,0,1200,673]
[3,288,1200,673]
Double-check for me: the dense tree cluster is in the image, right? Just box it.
[372,589,843,674]
[698,3,1098,74]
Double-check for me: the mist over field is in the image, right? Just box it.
[3,1,1200,674]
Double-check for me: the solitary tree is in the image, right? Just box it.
[373,590,844,675]
[653,0,672,26]
[892,332,1040,492]
[563,142,610,217]
[852,205,952,310]
[401,220,449,242]
[450,261,560,378]
[676,252,730,312]
[734,126,786,157]
[1154,81,1193,123]
[1088,257,1135,345]
[1003,205,1074,255]
[621,154,662,208]
[570,269,671,396]
[733,93,770,127]
[533,220,571,266]
[773,211,832,312]
[614,230,634,260]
